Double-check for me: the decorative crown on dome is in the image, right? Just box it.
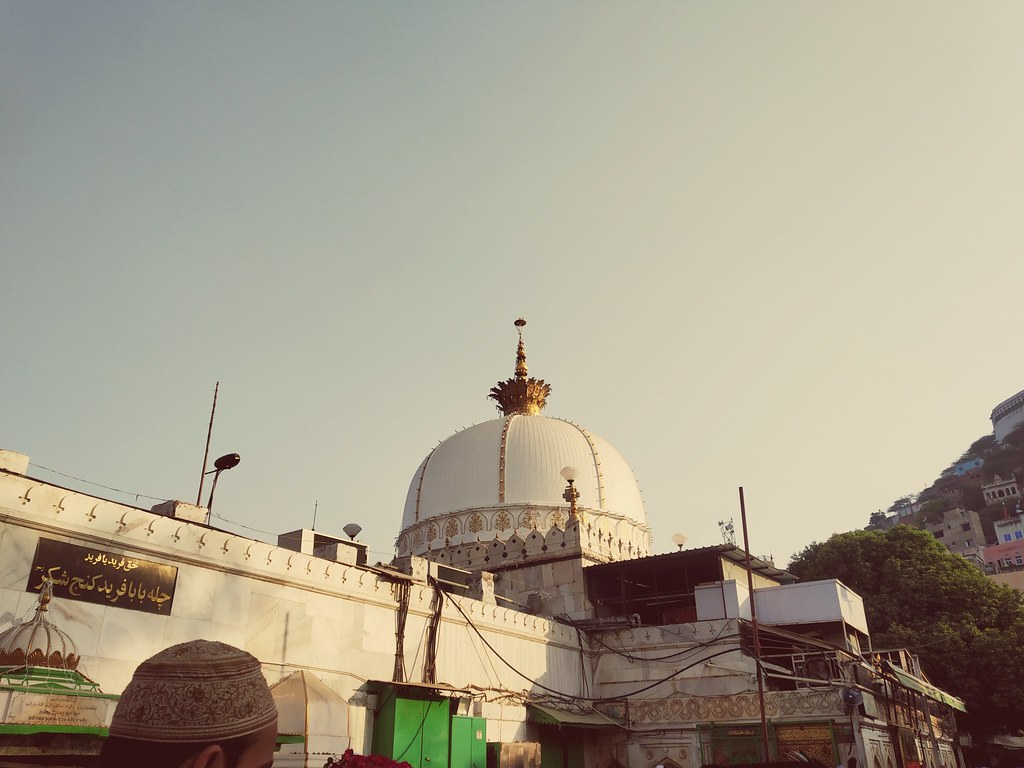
[0,579,80,670]
[488,318,551,416]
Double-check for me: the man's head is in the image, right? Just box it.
[98,639,278,768]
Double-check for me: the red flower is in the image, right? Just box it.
[337,749,413,768]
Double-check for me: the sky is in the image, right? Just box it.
[4,2,1024,567]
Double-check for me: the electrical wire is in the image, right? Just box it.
[29,465,167,503]
[423,579,444,684]
[439,586,740,703]
[556,613,741,664]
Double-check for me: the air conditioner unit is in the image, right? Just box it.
[487,742,541,768]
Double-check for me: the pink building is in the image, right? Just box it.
[984,515,1024,573]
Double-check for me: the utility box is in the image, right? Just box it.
[450,716,486,768]
[372,690,450,768]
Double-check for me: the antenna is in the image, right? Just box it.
[718,518,735,545]
[196,382,219,506]
[312,500,318,531]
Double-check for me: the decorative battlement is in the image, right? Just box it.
[992,389,1024,442]
[992,389,1024,422]
[396,504,651,568]
[982,473,1017,490]
[0,470,584,650]
[983,474,1020,505]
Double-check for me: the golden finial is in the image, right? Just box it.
[515,318,528,380]
[38,577,53,612]
[488,318,551,415]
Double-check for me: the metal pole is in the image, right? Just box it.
[196,382,219,506]
[739,486,771,761]
[206,470,222,513]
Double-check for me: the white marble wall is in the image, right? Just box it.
[0,471,586,753]
[590,620,753,699]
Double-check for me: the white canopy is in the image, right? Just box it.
[271,670,350,768]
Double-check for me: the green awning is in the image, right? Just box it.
[527,704,619,729]
[991,734,1024,749]
[885,663,966,712]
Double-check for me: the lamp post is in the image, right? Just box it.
[560,466,580,520]
[205,453,240,513]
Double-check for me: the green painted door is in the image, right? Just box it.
[451,716,486,768]
[538,724,584,768]
[373,693,451,768]
[420,699,450,768]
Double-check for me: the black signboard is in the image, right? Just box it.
[26,538,177,614]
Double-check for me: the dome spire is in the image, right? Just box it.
[514,318,529,380]
[488,318,551,415]
[0,577,80,669]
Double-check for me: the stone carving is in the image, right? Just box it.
[631,690,844,725]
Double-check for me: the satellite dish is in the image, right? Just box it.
[671,533,688,550]
[840,687,864,706]
[343,523,362,540]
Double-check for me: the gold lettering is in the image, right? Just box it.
[110,580,128,603]
[68,576,86,596]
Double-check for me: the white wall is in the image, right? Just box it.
[755,579,868,635]
[0,471,586,752]
[693,579,868,636]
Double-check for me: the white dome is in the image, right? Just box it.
[0,583,80,669]
[396,319,651,565]
[402,413,646,531]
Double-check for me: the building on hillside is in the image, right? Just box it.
[922,507,986,567]
[0,323,966,768]
[981,475,1020,506]
[991,389,1024,442]
[983,513,1024,590]
[992,512,1024,546]
[954,459,984,479]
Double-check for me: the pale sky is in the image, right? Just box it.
[4,3,1024,566]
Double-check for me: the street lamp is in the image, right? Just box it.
[560,466,580,520]
[206,453,240,513]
